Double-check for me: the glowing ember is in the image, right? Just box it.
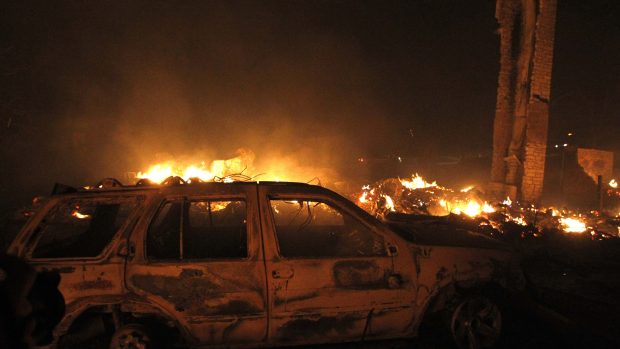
[482,202,496,213]
[460,185,474,193]
[359,191,370,203]
[559,217,587,233]
[502,196,512,206]
[439,199,495,217]
[400,174,437,190]
[511,216,528,226]
[72,211,90,219]
[382,195,396,212]
[462,201,482,217]
[610,179,618,188]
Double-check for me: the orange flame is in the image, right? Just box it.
[400,173,438,190]
[136,153,252,184]
[559,217,587,233]
[71,210,90,219]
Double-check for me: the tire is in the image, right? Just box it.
[109,324,154,349]
[449,295,504,349]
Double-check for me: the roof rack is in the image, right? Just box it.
[161,176,186,186]
[95,178,123,189]
[136,178,154,186]
[52,177,316,195]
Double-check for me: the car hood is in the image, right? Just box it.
[388,220,510,250]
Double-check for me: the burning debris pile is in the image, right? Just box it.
[89,147,620,244]
[357,174,497,217]
[355,174,620,242]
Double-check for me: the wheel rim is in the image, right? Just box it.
[450,296,502,349]
[112,327,150,349]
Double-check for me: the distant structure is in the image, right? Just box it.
[490,0,557,204]
[561,148,614,209]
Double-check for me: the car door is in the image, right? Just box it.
[23,195,141,305]
[259,185,417,346]
[125,185,268,346]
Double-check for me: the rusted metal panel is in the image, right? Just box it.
[332,260,391,289]
[274,311,367,342]
[127,263,268,345]
[31,261,125,310]
[414,246,518,291]
[258,184,419,345]
[125,184,269,346]
[129,264,265,315]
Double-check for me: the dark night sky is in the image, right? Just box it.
[1,0,619,205]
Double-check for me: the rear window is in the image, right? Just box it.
[31,199,137,258]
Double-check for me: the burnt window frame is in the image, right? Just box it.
[144,199,184,261]
[28,195,142,261]
[145,197,250,263]
[268,196,389,260]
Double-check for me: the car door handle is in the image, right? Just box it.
[272,268,294,279]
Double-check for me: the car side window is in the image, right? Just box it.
[146,201,182,260]
[184,201,247,259]
[32,199,137,258]
[270,199,386,258]
[146,199,248,260]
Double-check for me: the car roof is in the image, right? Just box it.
[50,179,327,197]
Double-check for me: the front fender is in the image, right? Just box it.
[410,245,525,332]
[44,294,193,348]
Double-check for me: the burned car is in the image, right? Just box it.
[7,179,525,349]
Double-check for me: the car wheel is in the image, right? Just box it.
[450,296,503,349]
[109,324,153,349]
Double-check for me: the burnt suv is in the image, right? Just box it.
[7,179,525,349]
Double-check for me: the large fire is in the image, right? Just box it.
[130,153,617,239]
[355,173,616,238]
[132,149,334,185]
[136,155,251,184]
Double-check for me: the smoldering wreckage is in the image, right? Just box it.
[2,155,620,349]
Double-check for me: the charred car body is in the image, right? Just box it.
[7,179,525,348]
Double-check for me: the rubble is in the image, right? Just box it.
[354,173,620,243]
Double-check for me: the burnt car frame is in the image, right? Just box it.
[7,180,525,349]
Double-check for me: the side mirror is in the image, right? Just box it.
[387,244,398,257]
